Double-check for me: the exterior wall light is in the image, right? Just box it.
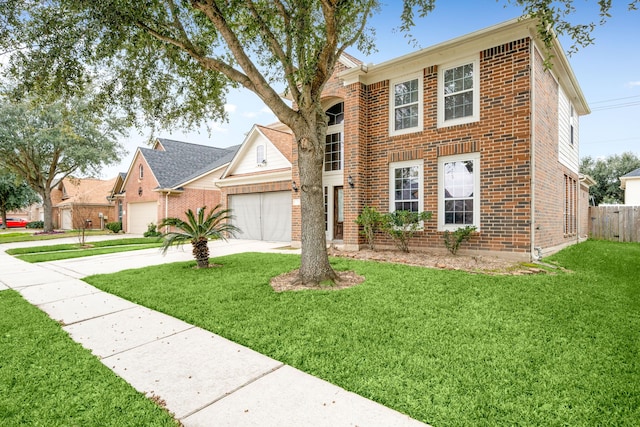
[292,181,299,192]
[348,175,354,188]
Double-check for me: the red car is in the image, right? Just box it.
[0,218,29,228]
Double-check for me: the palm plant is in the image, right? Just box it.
[159,205,240,268]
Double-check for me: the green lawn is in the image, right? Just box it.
[83,239,640,426]
[0,290,179,426]
[0,230,110,244]
[6,238,163,262]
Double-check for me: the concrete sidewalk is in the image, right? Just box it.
[0,238,428,426]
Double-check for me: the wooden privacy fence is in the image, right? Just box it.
[589,206,640,242]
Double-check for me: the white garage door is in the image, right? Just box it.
[128,202,157,234]
[229,192,291,241]
[61,209,72,230]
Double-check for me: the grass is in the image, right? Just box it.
[0,229,110,243]
[6,237,163,262]
[0,290,179,426]
[82,239,640,426]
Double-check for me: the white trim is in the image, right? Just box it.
[215,170,291,187]
[437,56,480,128]
[437,152,480,231]
[388,159,424,213]
[389,73,424,136]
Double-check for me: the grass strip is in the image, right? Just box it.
[0,290,179,426]
[84,240,640,426]
[7,237,162,255]
[14,244,163,263]
[0,230,110,243]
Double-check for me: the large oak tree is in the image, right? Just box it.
[0,98,126,232]
[0,0,632,284]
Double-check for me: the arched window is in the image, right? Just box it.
[324,102,344,172]
[139,164,144,179]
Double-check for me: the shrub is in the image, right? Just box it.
[26,221,44,229]
[355,206,383,250]
[143,223,162,237]
[443,226,477,255]
[105,221,122,234]
[380,210,432,253]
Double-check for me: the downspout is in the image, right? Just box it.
[529,39,540,261]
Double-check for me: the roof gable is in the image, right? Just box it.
[222,124,293,178]
[56,177,117,205]
[128,138,238,189]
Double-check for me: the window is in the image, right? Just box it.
[324,132,342,171]
[139,164,144,179]
[324,102,343,172]
[438,57,479,127]
[256,145,265,165]
[570,105,575,146]
[326,102,343,126]
[389,74,423,136]
[564,175,577,236]
[389,160,423,213]
[438,153,480,230]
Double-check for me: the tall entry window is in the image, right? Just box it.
[324,102,344,172]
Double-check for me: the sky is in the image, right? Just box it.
[100,1,640,178]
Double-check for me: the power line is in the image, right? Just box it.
[591,101,640,111]
[590,94,640,105]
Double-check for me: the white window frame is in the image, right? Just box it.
[256,144,266,165]
[437,56,480,128]
[438,152,480,231]
[388,159,424,213]
[389,73,424,137]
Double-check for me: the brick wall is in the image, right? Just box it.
[531,48,581,255]
[337,38,535,257]
[159,187,223,226]
[122,154,161,232]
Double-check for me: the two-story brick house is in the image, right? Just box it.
[219,17,591,260]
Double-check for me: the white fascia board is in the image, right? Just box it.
[340,18,532,85]
[215,169,291,188]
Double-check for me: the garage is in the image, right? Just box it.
[229,192,291,241]
[128,202,157,234]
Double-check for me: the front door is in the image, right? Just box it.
[333,186,344,240]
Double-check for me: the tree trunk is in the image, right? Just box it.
[42,187,54,232]
[192,237,210,268]
[294,120,338,286]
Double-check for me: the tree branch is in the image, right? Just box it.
[191,1,296,124]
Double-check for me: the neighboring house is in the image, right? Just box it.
[107,172,127,225]
[217,123,294,241]
[620,168,640,205]
[219,17,593,260]
[5,203,42,223]
[51,177,117,230]
[121,138,239,234]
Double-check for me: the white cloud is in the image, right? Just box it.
[224,103,237,113]
[627,81,640,87]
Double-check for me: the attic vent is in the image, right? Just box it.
[482,38,528,59]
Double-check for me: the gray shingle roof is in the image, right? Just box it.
[621,167,640,178]
[140,139,239,189]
